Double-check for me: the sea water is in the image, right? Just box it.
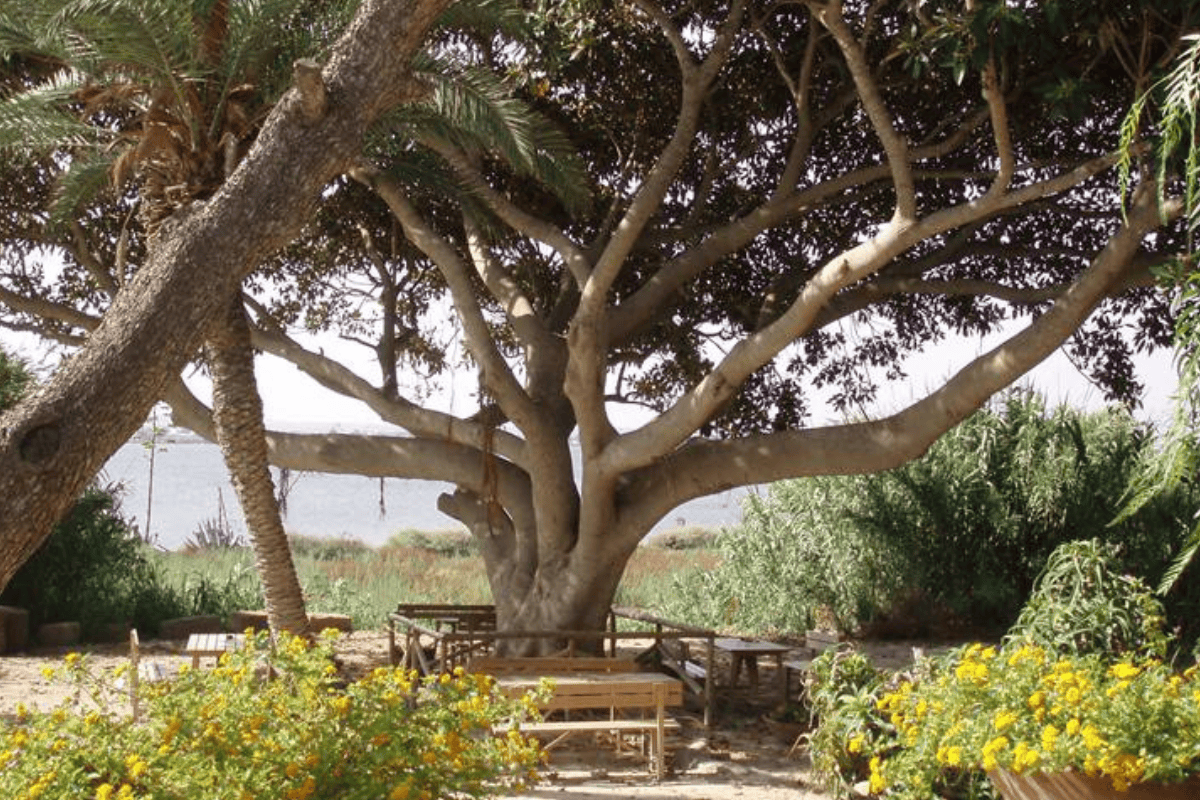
[101,428,748,551]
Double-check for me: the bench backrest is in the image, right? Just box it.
[538,678,682,712]
[469,656,638,675]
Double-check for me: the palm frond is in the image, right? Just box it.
[435,0,532,42]
[47,148,117,225]
[396,61,590,214]
[48,0,200,118]
[206,0,338,143]
[0,8,52,61]
[0,68,99,153]
[376,145,467,199]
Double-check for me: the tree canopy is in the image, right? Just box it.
[0,0,1195,634]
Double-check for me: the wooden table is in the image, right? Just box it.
[185,632,246,668]
[714,637,791,696]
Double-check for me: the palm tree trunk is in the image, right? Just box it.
[207,294,310,636]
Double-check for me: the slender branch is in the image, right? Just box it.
[809,0,916,221]
[981,58,1015,197]
[348,161,539,430]
[420,135,592,287]
[461,214,561,364]
[0,285,100,332]
[244,318,528,463]
[68,220,120,297]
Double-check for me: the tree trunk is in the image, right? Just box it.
[486,537,633,656]
[207,295,310,636]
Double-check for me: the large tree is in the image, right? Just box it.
[3,0,1196,641]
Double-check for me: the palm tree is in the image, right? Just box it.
[0,0,343,634]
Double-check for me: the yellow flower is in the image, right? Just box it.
[1012,741,1040,773]
[982,736,1009,772]
[1110,662,1141,680]
[95,785,114,800]
[847,734,865,754]
[868,756,886,794]
[1081,724,1105,751]
[389,782,411,800]
[1065,718,1080,736]
[125,754,147,780]
[1041,724,1059,752]
[993,709,1018,732]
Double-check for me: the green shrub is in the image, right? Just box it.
[289,534,374,562]
[0,483,188,637]
[809,543,1188,800]
[388,529,477,557]
[2,631,543,799]
[1006,538,1170,658]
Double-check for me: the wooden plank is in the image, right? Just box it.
[185,632,245,668]
[469,656,638,675]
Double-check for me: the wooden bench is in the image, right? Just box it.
[484,665,682,779]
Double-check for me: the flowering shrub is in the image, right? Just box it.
[866,641,1200,799]
[804,648,889,798]
[0,630,544,799]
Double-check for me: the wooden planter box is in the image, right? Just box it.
[990,769,1200,800]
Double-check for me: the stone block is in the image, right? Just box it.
[158,615,224,640]
[228,610,270,633]
[38,621,82,647]
[0,606,29,652]
[95,621,131,643]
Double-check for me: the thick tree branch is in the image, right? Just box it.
[162,377,535,530]
[602,149,1131,475]
[615,184,1179,535]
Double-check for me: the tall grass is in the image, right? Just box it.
[146,530,722,633]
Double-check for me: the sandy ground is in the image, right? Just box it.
[0,630,937,799]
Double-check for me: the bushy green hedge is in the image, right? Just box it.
[0,483,265,639]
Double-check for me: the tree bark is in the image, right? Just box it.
[207,296,310,636]
[0,0,451,590]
